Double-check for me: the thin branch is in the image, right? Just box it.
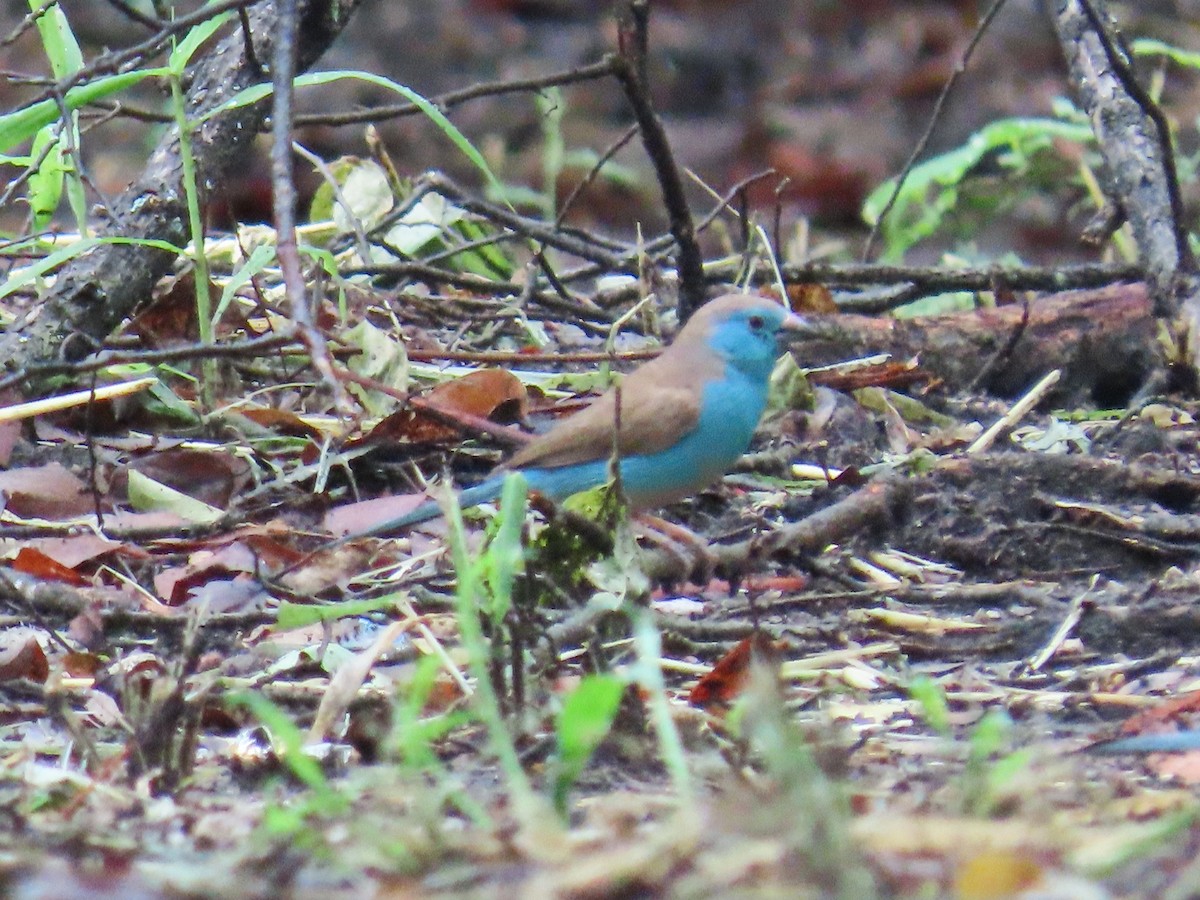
[296,57,620,127]
[0,332,300,393]
[771,260,1142,292]
[271,0,346,409]
[555,122,639,228]
[99,0,166,30]
[85,57,624,128]
[613,1,706,321]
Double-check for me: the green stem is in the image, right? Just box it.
[629,606,694,809]
[443,484,541,825]
[169,71,215,408]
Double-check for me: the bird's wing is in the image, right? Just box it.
[504,377,701,471]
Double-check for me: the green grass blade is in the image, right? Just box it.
[0,235,182,301]
[0,69,169,153]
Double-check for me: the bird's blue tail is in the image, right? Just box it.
[357,476,507,538]
[1088,730,1200,754]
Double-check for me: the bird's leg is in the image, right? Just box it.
[633,513,717,585]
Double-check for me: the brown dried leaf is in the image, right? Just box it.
[0,462,93,519]
[16,534,123,569]
[236,406,324,440]
[125,448,251,509]
[363,368,528,445]
[688,633,780,708]
[131,271,201,345]
[786,282,838,314]
[11,547,89,586]
[0,633,48,683]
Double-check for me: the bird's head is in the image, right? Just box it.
[692,294,807,380]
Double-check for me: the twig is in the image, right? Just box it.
[555,123,639,227]
[406,347,658,365]
[967,292,1030,392]
[966,368,1062,455]
[1024,577,1096,672]
[100,0,165,30]
[297,57,620,128]
[641,477,909,584]
[774,260,1141,291]
[0,332,299,392]
[613,2,706,321]
[271,0,346,411]
[88,57,624,128]
[691,168,778,236]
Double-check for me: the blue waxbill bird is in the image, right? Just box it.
[337,293,805,538]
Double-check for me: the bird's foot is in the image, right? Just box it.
[634,513,717,585]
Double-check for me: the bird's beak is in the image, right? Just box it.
[781,311,808,332]
[778,310,814,346]
[778,310,838,345]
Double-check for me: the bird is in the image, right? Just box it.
[334,293,806,541]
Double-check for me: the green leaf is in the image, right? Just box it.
[551,674,624,816]
[537,86,565,219]
[0,69,168,153]
[449,215,513,278]
[213,242,275,326]
[853,387,957,427]
[29,0,83,80]
[0,235,182,301]
[232,692,342,808]
[275,594,399,631]
[862,117,1095,260]
[891,290,977,318]
[126,469,223,523]
[1132,37,1200,70]
[342,318,408,415]
[28,0,87,232]
[907,674,951,735]
[766,351,813,416]
[144,377,201,425]
[484,473,528,621]
[27,127,66,230]
[329,157,395,232]
[168,7,233,74]
[968,707,1012,759]
[391,655,473,771]
[380,192,464,256]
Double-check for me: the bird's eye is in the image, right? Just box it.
[748,314,765,330]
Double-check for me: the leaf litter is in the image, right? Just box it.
[3,277,1200,897]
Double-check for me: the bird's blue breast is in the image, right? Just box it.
[522,366,768,509]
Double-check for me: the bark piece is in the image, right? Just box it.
[798,284,1158,404]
